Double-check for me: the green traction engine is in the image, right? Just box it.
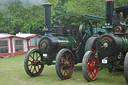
[82,0,128,84]
[24,3,106,80]
[24,2,106,79]
[24,3,80,80]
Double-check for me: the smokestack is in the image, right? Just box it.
[106,0,114,25]
[43,3,52,30]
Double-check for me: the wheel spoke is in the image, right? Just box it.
[32,67,34,73]
[28,64,32,66]
[37,65,40,70]
[33,52,35,59]
[66,53,70,61]
[87,63,90,69]
[64,70,66,76]
[34,66,38,73]
[61,57,66,62]
[60,64,66,70]
[30,55,35,60]
[88,58,91,63]
[36,56,40,60]
[90,69,93,75]
[29,66,32,71]
[69,58,72,63]
[28,60,32,62]
[65,68,68,75]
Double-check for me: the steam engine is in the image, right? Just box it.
[24,3,86,80]
[24,2,106,80]
[38,3,83,63]
[97,0,128,83]
[82,0,128,83]
[98,1,128,60]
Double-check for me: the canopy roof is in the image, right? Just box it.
[54,13,106,21]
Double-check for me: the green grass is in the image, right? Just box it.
[0,55,127,85]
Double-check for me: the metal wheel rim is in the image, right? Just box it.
[27,50,44,76]
[87,52,99,80]
[60,51,74,78]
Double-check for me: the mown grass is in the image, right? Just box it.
[0,55,127,85]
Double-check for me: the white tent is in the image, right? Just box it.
[16,33,42,47]
[0,34,30,57]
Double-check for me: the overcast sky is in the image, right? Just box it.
[0,0,45,6]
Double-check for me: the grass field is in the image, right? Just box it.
[0,55,127,85]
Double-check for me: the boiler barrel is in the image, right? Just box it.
[38,36,76,54]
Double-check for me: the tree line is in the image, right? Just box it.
[0,0,127,35]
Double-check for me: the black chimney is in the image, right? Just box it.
[106,0,114,25]
[43,3,52,30]
[104,0,114,34]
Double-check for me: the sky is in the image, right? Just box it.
[0,0,46,16]
[0,0,45,6]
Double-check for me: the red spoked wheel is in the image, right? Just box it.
[55,49,74,80]
[82,51,100,81]
[24,48,44,77]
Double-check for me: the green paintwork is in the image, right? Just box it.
[42,36,77,65]
[93,27,106,35]
[121,37,128,52]
[57,36,76,50]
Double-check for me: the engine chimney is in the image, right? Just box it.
[43,3,52,30]
[106,0,114,25]
[104,0,114,34]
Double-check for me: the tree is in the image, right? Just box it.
[0,0,128,34]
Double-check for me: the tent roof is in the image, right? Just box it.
[0,34,29,39]
[16,34,37,38]
[16,33,42,38]
[0,34,14,39]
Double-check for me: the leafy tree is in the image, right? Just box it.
[0,0,128,35]
[0,1,45,34]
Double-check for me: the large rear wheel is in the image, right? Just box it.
[55,49,74,80]
[82,51,100,81]
[124,52,128,84]
[24,48,44,77]
[84,37,98,53]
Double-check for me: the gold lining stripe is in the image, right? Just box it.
[64,37,69,48]
[100,37,112,42]
[56,37,61,52]
[60,43,68,46]
[71,37,76,43]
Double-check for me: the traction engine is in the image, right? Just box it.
[24,3,100,80]
[82,0,128,83]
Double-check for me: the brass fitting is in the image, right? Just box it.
[103,43,108,48]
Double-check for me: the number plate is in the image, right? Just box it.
[102,59,107,64]
[43,54,47,56]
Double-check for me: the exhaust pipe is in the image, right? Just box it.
[43,3,52,30]
[106,0,114,25]
[105,0,114,33]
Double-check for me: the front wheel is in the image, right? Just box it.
[24,48,44,77]
[82,51,100,81]
[55,49,74,80]
[124,52,128,84]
